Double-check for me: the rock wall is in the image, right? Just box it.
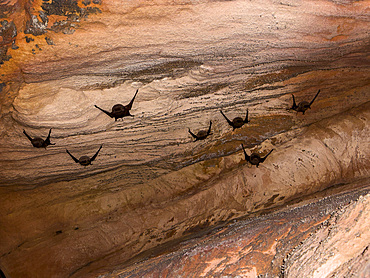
[0,0,369,277]
[99,182,369,278]
[284,191,370,278]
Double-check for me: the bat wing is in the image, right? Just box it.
[188,129,198,140]
[66,149,80,163]
[220,110,234,127]
[207,121,212,135]
[244,109,249,123]
[291,94,298,110]
[261,149,274,163]
[23,130,33,142]
[95,105,113,118]
[91,145,103,162]
[241,144,250,162]
[309,89,321,107]
[125,89,139,111]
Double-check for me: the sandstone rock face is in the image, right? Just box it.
[0,0,369,277]
[284,192,370,278]
[100,183,369,278]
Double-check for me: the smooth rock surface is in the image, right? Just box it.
[0,0,369,277]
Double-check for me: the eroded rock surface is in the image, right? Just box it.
[100,181,369,278]
[0,0,369,277]
[284,191,370,278]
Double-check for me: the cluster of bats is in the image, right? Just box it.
[23,89,320,167]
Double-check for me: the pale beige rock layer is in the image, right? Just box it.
[284,193,370,278]
[1,0,369,186]
[0,0,369,277]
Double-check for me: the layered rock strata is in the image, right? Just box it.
[0,0,369,277]
[100,181,370,278]
[1,101,369,277]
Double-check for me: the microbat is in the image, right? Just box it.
[289,89,320,114]
[220,109,249,130]
[241,144,273,167]
[95,89,139,121]
[66,145,103,166]
[23,128,55,148]
[188,121,212,141]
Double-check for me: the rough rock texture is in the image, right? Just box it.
[1,103,369,277]
[284,190,370,278]
[100,182,369,278]
[0,0,369,277]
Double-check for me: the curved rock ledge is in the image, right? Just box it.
[0,0,369,277]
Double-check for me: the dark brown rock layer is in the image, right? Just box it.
[0,0,369,277]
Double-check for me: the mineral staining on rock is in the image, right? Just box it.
[100,183,370,278]
[283,192,370,278]
[0,0,369,277]
[0,0,102,65]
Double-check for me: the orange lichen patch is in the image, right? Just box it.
[0,0,103,75]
